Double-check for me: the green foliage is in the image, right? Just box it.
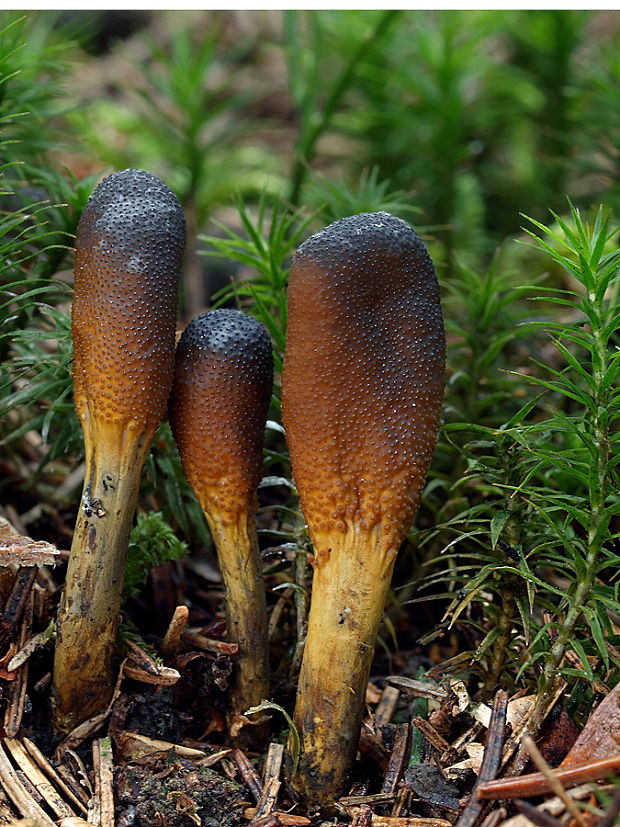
[283,10,402,206]
[420,204,620,712]
[124,511,188,600]
[203,192,315,377]
[304,166,417,225]
[76,17,279,224]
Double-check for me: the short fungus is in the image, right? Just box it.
[53,169,185,729]
[168,309,272,742]
[281,211,445,806]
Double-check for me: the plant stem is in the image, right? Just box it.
[53,414,154,730]
[289,523,395,809]
[206,511,270,746]
[288,10,401,206]
[530,261,610,734]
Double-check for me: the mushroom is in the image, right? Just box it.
[53,169,185,729]
[168,309,272,741]
[281,211,445,806]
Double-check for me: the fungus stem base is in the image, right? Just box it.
[208,513,270,746]
[290,525,395,808]
[52,417,154,730]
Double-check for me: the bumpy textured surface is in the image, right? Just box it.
[169,309,273,522]
[281,211,445,558]
[72,169,185,430]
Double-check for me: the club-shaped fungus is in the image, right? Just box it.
[169,309,272,743]
[53,169,185,729]
[281,211,445,806]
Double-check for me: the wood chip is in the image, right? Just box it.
[0,740,56,826]
[21,737,88,816]
[0,536,60,567]
[347,815,452,827]
[242,809,310,825]
[251,777,281,823]
[409,717,450,753]
[381,723,411,795]
[386,676,449,702]
[92,739,114,827]
[4,595,33,737]
[3,739,75,820]
[116,732,208,763]
[375,687,400,730]
[455,689,508,827]
[196,749,232,768]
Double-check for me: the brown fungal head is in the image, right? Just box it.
[72,168,186,433]
[169,309,273,523]
[281,211,445,559]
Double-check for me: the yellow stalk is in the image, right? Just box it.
[291,523,393,802]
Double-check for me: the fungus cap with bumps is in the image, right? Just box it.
[169,308,274,524]
[72,168,186,431]
[282,211,445,559]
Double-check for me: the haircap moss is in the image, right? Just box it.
[169,309,273,524]
[282,211,445,558]
[72,169,185,431]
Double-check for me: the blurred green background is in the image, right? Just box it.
[3,9,619,303]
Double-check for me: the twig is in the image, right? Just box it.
[409,717,450,753]
[252,741,284,821]
[381,723,411,795]
[22,737,88,816]
[0,740,56,826]
[242,809,310,825]
[0,567,37,652]
[92,738,114,827]
[4,593,33,737]
[479,808,506,827]
[63,750,93,802]
[160,605,189,659]
[181,628,239,655]
[122,639,180,685]
[520,735,587,827]
[8,620,55,671]
[455,689,508,827]
[477,753,620,799]
[375,687,400,730]
[262,742,284,784]
[367,818,451,826]
[3,739,75,820]
[339,793,396,807]
[231,748,262,802]
[385,676,449,702]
